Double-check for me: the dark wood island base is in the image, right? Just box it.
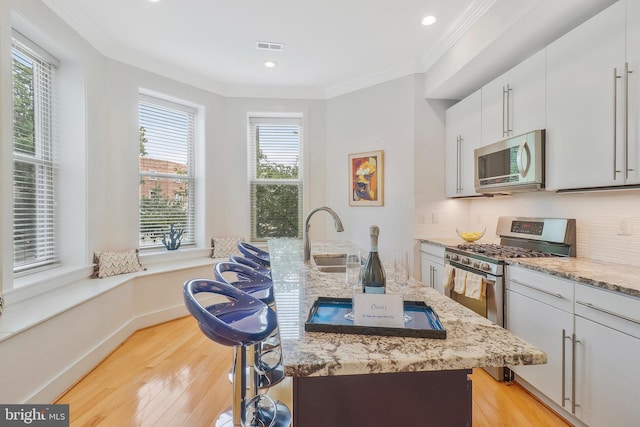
[293,369,472,427]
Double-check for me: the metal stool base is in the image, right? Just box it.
[215,400,291,427]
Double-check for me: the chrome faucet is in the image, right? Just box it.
[304,207,344,262]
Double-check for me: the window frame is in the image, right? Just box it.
[138,94,197,250]
[11,31,60,275]
[248,114,304,242]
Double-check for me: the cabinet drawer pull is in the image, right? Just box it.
[509,279,563,299]
[576,300,640,325]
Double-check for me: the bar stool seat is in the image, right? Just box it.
[238,242,270,267]
[215,262,285,389]
[215,262,274,305]
[230,255,271,278]
[183,279,290,427]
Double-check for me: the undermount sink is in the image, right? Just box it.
[313,254,347,266]
[313,253,347,273]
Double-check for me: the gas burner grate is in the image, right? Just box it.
[456,243,553,258]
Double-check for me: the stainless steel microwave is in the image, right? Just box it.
[474,130,545,194]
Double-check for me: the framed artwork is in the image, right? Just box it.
[348,150,384,206]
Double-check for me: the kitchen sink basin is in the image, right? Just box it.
[312,253,363,273]
[312,254,347,266]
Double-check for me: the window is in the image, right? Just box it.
[249,115,303,241]
[138,95,196,248]
[12,32,59,274]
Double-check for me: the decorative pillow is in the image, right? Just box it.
[211,237,244,259]
[93,249,146,278]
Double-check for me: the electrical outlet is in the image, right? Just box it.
[432,213,439,224]
[617,217,632,236]
[419,214,426,224]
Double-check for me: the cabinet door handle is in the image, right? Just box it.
[576,300,640,325]
[455,136,459,193]
[458,136,463,193]
[509,279,564,299]
[502,85,507,136]
[625,62,634,179]
[432,266,437,289]
[506,84,512,135]
[571,333,581,414]
[613,67,622,179]
[561,329,570,408]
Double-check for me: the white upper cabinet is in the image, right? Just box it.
[626,0,640,185]
[482,49,546,145]
[546,1,633,190]
[445,89,482,197]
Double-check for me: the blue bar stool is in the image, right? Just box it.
[215,262,285,390]
[230,255,271,279]
[237,242,270,268]
[183,279,291,427]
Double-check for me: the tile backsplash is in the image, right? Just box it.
[415,190,640,267]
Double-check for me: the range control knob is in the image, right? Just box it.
[461,258,470,265]
[449,254,459,261]
[473,261,480,269]
[480,263,491,272]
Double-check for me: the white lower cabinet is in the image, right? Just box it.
[506,290,572,407]
[507,265,640,426]
[573,285,640,426]
[506,267,574,410]
[420,242,445,294]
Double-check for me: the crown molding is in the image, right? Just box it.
[42,0,113,55]
[323,60,419,100]
[419,0,497,72]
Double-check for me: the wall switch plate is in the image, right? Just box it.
[617,217,632,236]
[432,213,439,224]
[419,214,426,224]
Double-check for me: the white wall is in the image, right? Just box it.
[325,75,419,262]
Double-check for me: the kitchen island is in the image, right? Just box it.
[268,239,546,426]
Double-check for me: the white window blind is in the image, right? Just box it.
[138,95,196,248]
[249,115,303,241]
[12,34,59,273]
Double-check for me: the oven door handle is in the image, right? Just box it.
[446,260,497,281]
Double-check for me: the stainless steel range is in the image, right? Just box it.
[444,216,576,381]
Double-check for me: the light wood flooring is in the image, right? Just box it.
[56,316,571,426]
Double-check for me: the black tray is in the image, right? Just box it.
[305,297,446,339]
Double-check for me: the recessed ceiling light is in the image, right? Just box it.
[148,0,160,2]
[421,15,437,26]
[264,60,277,68]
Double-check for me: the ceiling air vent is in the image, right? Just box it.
[256,41,284,52]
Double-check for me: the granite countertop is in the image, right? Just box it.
[417,236,500,247]
[507,257,640,299]
[418,236,640,299]
[268,238,546,378]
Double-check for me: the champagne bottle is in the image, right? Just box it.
[362,225,386,294]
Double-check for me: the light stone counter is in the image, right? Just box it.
[507,257,640,299]
[268,238,546,378]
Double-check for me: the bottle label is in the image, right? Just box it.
[364,285,385,294]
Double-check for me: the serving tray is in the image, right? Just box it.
[305,297,446,339]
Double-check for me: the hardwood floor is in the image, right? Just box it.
[56,316,570,426]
